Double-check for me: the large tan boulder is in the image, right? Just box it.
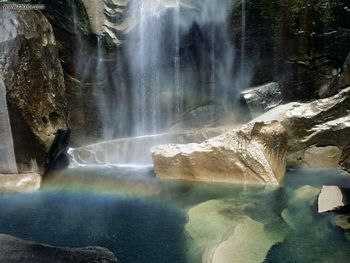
[151,121,288,185]
[254,87,350,168]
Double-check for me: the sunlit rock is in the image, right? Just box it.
[0,173,41,193]
[254,87,350,168]
[0,234,117,263]
[318,186,349,213]
[81,0,196,45]
[242,82,283,118]
[152,121,288,185]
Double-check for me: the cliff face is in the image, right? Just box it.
[1,0,349,167]
[232,0,350,100]
[0,9,68,172]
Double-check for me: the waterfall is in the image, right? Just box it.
[240,0,246,75]
[69,0,248,166]
[126,0,235,135]
[0,79,18,174]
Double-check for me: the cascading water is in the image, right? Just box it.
[126,0,237,135]
[70,0,249,165]
[0,78,17,174]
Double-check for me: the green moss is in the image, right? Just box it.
[64,0,91,35]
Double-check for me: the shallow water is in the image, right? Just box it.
[0,168,350,263]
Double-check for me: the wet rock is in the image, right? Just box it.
[0,234,117,263]
[0,9,68,171]
[242,82,283,118]
[152,121,288,185]
[340,142,350,173]
[318,186,349,213]
[330,214,350,231]
[0,173,41,193]
[254,87,350,168]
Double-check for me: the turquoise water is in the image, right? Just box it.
[0,167,350,262]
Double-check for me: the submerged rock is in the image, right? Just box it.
[0,234,117,263]
[152,121,288,185]
[185,199,283,263]
[281,185,320,230]
[242,82,283,118]
[254,87,350,168]
[318,186,349,213]
[0,173,41,193]
[211,217,284,263]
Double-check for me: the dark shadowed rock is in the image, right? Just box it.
[44,129,71,176]
[0,234,117,263]
[340,142,350,173]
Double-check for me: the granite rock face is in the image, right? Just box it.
[0,9,68,171]
[151,121,288,185]
[254,87,350,168]
[0,234,117,263]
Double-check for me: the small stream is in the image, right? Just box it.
[0,168,349,263]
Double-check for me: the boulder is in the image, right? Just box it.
[0,234,117,263]
[242,82,283,118]
[287,146,342,169]
[151,121,288,185]
[185,199,284,263]
[0,9,68,171]
[318,186,350,213]
[210,217,284,263]
[254,87,350,168]
[340,142,350,173]
[0,173,41,193]
[281,185,320,230]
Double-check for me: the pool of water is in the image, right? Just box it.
[0,167,350,263]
